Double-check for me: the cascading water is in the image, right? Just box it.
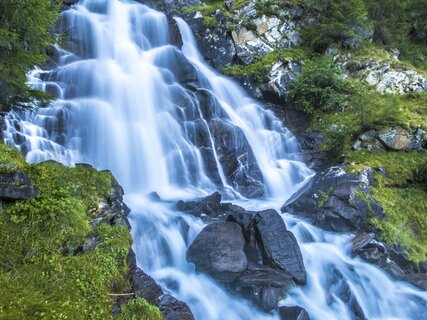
[2,0,427,319]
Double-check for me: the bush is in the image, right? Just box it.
[287,57,350,113]
[0,0,59,111]
[303,0,369,52]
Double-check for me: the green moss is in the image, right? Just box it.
[0,144,26,173]
[0,145,161,319]
[115,298,163,320]
[346,150,427,262]
[318,187,334,208]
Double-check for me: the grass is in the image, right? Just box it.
[346,150,427,262]
[0,145,162,319]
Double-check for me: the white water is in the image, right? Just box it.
[2,0,427,319]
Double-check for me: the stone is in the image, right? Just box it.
[0,170,38,201]
[282,166,385,233]
[235,262,295,311]
[405,273,427,291]
[279,306,311,320]
[208,119,265,198]
[131,267,163,305]
[176,192,226,217]
[263,60,302,102]
[186,221,248,282]
[158,294,195,320]
[255,209,306,284]
[231,26,274,65]
[351,233,418,280]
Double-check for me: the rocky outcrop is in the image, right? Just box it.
[352,233,427,290]
[353,127,426,151]
[183,194,306,311]
[180,0,306,69]
[282,166,384,233]
[337,54,427,94]
[0,170,38,201]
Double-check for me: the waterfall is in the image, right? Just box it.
[2,0,426,319]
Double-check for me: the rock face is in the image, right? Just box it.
[353,127,426,151]
[338,55,427,94]
[0,170,38,201]
[187,221,248,282]
[255,209,306,284]
[184,197,306,311]
[282,166,384,232]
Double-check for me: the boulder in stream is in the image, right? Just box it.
[186,221,248,282]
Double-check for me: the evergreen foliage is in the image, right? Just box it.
[287,57,350,113]
[303,0,369,52]
[0,0,60,111]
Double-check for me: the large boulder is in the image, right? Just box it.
[130,267,163,305]
[0,171,38,201]
[255,209,306,285]
[158,294,195,320]
[186,221,248,282]
[279,306,311,320]
[282,166,384,233]
[352,233,424,284]
[235,262,295,311]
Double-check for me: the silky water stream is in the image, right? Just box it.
[3,1,427,319]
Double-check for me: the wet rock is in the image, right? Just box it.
[184,12,236,69]
[158,294,195,320]
[278,306,311,320]
[405,273,427,290]
[255,209,306,284]
[351,233,419,280]
[209,119,265,198]
[0,170,38,201]
[235,262,295,311]
[282,166,385,233]
[131,267,163,305]
[187,221,248,282]
[327,268,367,320]
[176,192,226,217]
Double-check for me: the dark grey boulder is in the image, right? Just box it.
[405,273,427,291]
[186,221,248,282]
[255,209,306,285]
[176,192,224,217]
[279,306,311,320]
[158,294,195,320]
[130,267,163,305]
[282,166,384,233]
[351,233,418,280]
[0,170,38,201]
[235,262,295,311]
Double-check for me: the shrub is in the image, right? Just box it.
[287,57,350,113]
[303,0,369,52]
[0,0,59,111]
